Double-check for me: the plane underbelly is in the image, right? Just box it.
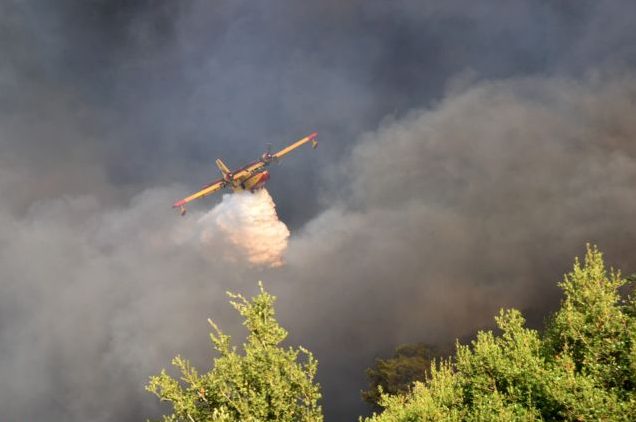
[243,171,270,191]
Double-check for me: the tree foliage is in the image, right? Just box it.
[146,282,322,422]
[365,246,636,421]
[362,343,438,407]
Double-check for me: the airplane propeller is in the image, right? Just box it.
[262,143,277,163]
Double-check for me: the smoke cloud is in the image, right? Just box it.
[199,190,290,267]
[2,1,636,421]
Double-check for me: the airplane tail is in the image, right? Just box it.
[216,159,231,177]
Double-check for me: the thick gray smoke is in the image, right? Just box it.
[2,1,636,421]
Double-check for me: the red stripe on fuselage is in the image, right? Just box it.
[248,171,270,190]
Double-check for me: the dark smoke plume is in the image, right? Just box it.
[1,1,636,420]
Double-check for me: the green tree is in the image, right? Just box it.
[364,246,636,421]
[147,282,322,422]
[362,343,438,408]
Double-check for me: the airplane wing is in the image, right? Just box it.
[272,132,318,160]
[232,132,318,180]
[231,160,267,181]
[173,178,226,210]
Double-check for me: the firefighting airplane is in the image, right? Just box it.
[172,132,318,215]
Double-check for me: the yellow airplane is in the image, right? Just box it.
[173,132,318,215]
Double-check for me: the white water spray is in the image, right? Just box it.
[198,189,290,267]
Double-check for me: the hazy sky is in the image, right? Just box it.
[2,1,636,420]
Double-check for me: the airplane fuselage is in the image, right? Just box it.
[232,169,270,192]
